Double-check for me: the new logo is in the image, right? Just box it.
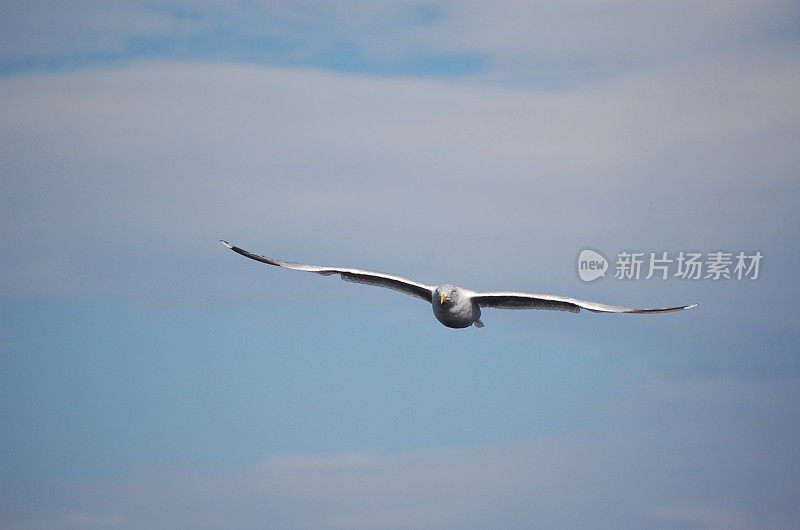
[577,249,608,282]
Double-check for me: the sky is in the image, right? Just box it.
[1,1,799,528]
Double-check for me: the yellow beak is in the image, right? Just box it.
[440,293,448,304]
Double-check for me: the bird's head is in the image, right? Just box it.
[435,284,457,305]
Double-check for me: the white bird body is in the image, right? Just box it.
[432,285,482,328]
[221,241,699,329]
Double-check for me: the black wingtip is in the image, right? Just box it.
[631,302,701,314]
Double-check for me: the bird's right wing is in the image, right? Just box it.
[472,290,699,314]
[221,241,435,302]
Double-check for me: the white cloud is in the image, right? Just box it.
[1,50,797,313]
[415,0,797,81]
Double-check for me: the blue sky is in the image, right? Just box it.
[2,1,799,528]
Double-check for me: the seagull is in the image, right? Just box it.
[220,241,699,329]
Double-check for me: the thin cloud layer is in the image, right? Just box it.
[2,52,798,305]
[5,375,798,529]
[1,1,797,84]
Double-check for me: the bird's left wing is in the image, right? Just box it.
[221,241,434,302]
[472,290,699,314]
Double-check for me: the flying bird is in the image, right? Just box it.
[220,241,699,329]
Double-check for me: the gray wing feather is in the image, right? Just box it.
[221,241,434,302]
[472,291,698,314]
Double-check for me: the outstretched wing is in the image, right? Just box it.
[472,291,698,314]
[221,241,434,302]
